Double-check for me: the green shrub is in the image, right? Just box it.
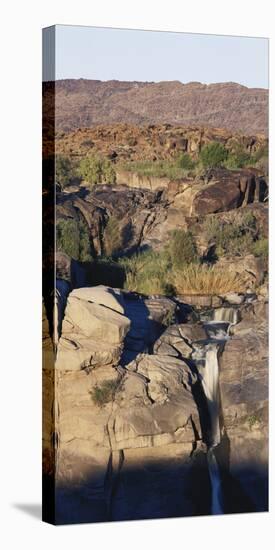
[119,249,173,296]
[225,144,251,169]
[78,218,93,262]
[168,229,198,268]
[56,217,92,261]
[200,142,228,169]
[90,379,119,407]
[56,218,80,259]
[104,216,123,257]
[252,238,268,259]
[102,158,117,184]
[202,211,258,258]
[78,156,116,186]
[56,155,78,189]
[177,153,195,170]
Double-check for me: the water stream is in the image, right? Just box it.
[192,307,238,515]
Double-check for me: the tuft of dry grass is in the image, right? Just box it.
[172,264,248,295]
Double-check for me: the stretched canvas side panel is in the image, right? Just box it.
[42,25,56,525]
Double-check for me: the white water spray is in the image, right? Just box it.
[196,307,240,515]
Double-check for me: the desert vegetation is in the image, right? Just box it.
[118,142,268,180]
[56,209,267,295]
[56,217,92,261]
[89,379,119,407]
[78,155,116,186]
[56,154,116,189]
[202,211,268,260]
[118,247,248,296]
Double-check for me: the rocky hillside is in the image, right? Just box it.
[53,123,267,164]
[46,79,268,135]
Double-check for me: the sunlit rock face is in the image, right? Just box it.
[44,284,268,523]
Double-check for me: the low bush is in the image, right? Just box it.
[90,379,119,407]
[119,249,173,295]
[56,218,80,259]
[202,211,258,257]
[56,217,92,261]
[177,153,195,170]
[224,145,251,169]
[251,237,268,259]
[56,155,79,189]
[200,142,228,169]
[78,155,116,186]
[168,229,198,268]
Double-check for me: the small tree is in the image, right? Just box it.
[200,142,228,169]
[56,218,80,259]
[56,217,92,261]
[78,156,116,187]
[55,155,77,189]
[78,156,102,186]
[102,158,116,184]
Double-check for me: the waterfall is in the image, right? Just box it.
[202,343,221,447]
[192,315,232,515]
[194,305,242,514]
[213,306,240,325]
[197,342,224,515]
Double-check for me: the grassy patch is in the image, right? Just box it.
[172,264,247,295]
[118,156,196,180]
[119,249,173,295]
[251,238,268,259]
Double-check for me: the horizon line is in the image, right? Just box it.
[44,77,268,90]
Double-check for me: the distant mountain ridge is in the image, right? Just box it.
[49,79,268,135]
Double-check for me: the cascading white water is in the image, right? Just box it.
[213,307,240,325]
[192,318,231,515]
[198,341,224,515]
[194,307,240,515]
[203,343,221,447]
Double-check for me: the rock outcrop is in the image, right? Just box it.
[56,286,130,371]
[43,284,268,522]
[218,301,268,512]
[51,287,207,523]
[55,167,268,264]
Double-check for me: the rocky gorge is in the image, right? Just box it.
[43,281,268,523]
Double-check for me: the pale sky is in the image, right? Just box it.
[44,24,268,88]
